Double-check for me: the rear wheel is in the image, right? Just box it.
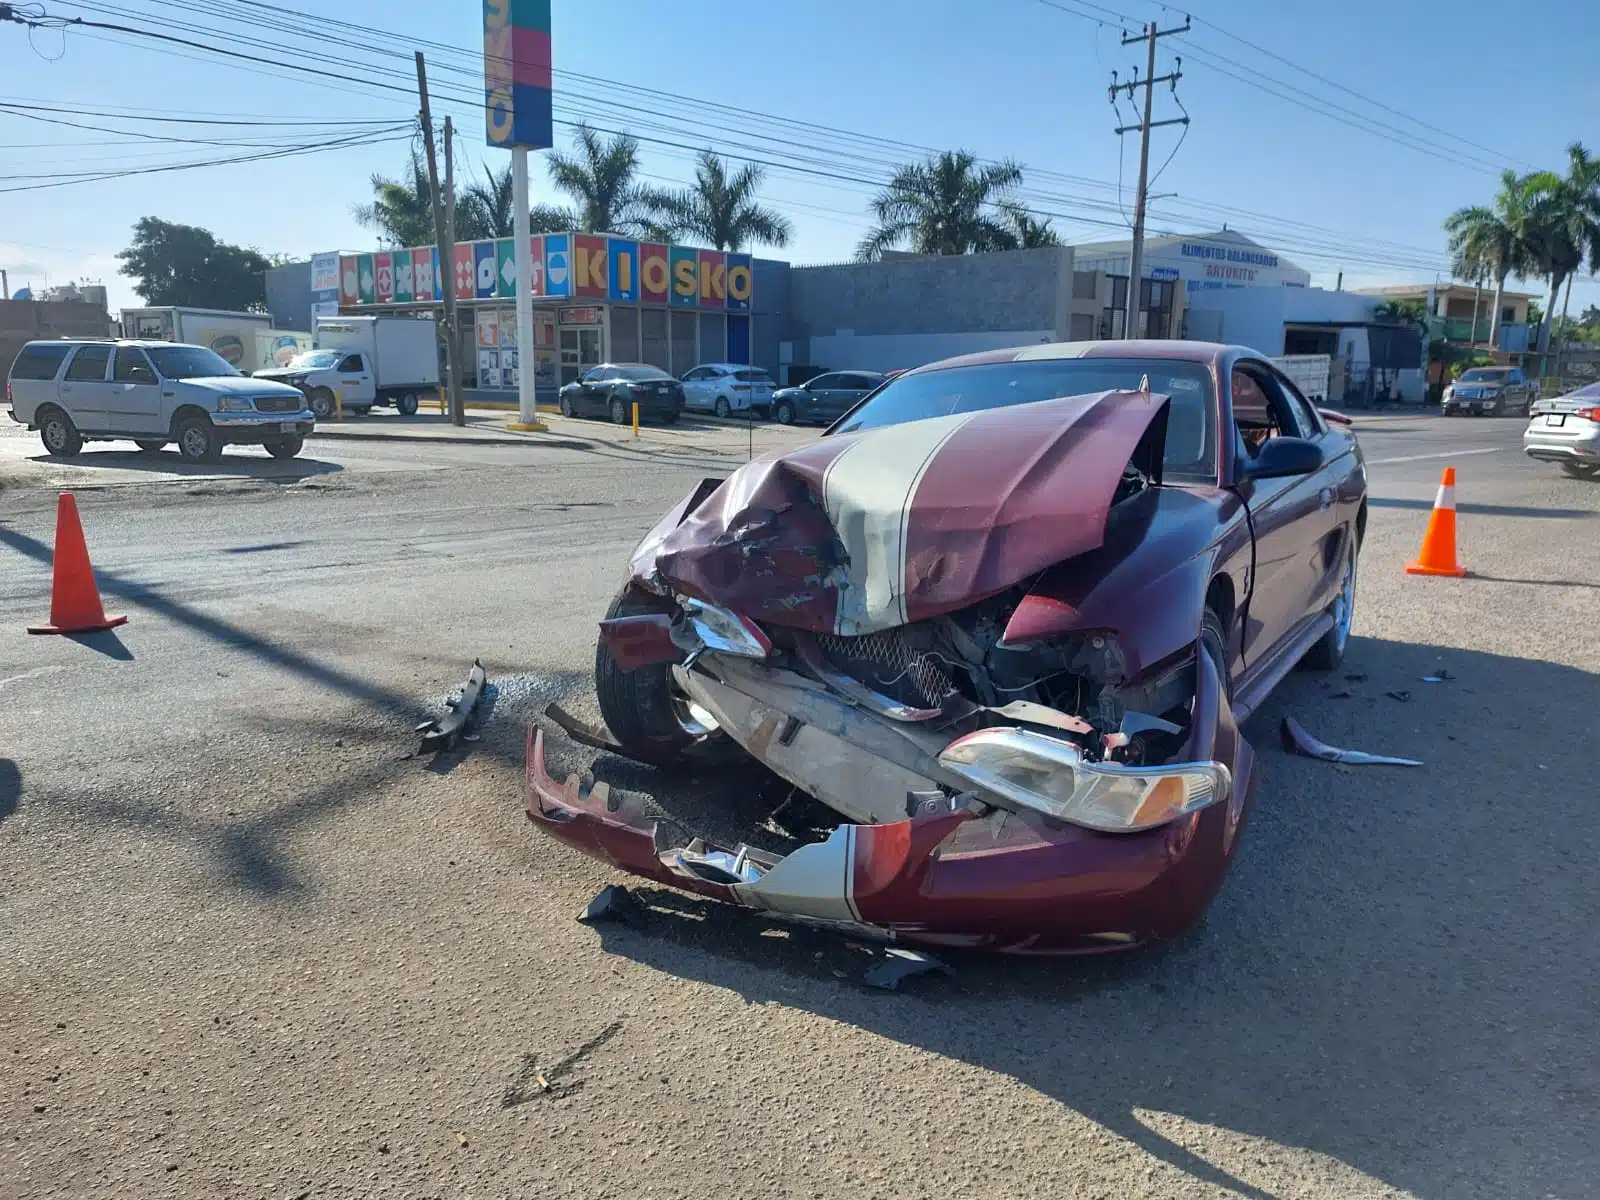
[176,416,221,464]
[594,588,718,763]
[38,406,83,457]
[134,439,166,455]
[610,396,629,425]
[395,392,419,416]
[1302,535,1358,670]
[1560,461,1600,479]
[264,435,303,460]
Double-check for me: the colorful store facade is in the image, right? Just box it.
[329,233,759,397]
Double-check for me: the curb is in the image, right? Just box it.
[306,427,592,450]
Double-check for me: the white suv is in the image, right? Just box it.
[6,339,314,462]
[679,362,776,418]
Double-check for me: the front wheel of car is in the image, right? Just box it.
[1560,462,1600,479]
[264,435,303,460]
[1301,537,1358,671]
[176,416,221,464]
[559,393,575,418]
[38,406,83,458]
[308,388,335,419]
[594,588,720,764]
[610,396,629,425]
[714,396,731,418]
[1200,607,1233,704]
[774,399,796,425]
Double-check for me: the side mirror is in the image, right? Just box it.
[129,366,156,384]
[1242,436,1325,480]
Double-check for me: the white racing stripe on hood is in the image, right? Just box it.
[820,410,978,635]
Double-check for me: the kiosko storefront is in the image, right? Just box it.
[333,233,758,401]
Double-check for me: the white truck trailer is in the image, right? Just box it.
[120,306,277,373]
[252,314,440,417]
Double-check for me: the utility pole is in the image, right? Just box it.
[415,51,465,426]
[1110,17,1189,339]
[443,115,464,423]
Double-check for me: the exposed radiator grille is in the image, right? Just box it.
[255,395,302,413]
[813,628,953,709]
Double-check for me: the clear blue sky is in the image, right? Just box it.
[3,0,1598,316]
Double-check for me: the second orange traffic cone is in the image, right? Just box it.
[27,492,128,635]
[1405,466,1468,578]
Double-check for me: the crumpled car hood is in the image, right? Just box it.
[646,389,1171,636]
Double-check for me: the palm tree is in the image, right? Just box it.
[1523,143,1600,354]
[458,160,571,240]
[352,150,436,248]
[655,151,792,252]
[545,122,670,236]
[855,151,1025,261]
[997,202,1059,249]
[1443,169,1539,350]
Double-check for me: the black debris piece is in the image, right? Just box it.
[578,884,647,930]
[862,948,952,992]
[417,659,488,753]
[1344,670,1368,682]
[1384,690,1412,702]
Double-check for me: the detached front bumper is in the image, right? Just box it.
[525,649,1256,955]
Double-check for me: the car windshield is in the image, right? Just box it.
[734,369,771,383]
[1459,369,1511,382]
[146,345,239,379]
[1566,381,1600,398]
[288,350,341,369]
[601,365,671,381]
[833,357,1217,482]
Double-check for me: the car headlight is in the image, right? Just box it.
[216,396,255,413]
[938,727,1230,833]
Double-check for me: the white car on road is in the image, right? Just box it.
[6,338,314,462]
[1524,381,1600,478]
[679,362,775,418]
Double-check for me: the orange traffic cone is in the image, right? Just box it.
[1405,466,1468,578]
[27,492,128,635]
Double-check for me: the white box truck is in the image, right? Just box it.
[120,307,277,373]
[252,314,440,417]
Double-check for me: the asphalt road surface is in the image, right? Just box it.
[2,411,1595,1199]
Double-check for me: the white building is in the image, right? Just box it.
[1072,228,1312,296]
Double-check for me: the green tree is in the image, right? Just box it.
[1522,144,1600,354]
[116,217,274,311]
[457,159,573,241]
[1443,169,1540,349]
[855,151,1025,261]
[352,150,436,248]
[655,151,792,251]
[545,122,670,236]
[996,202,1059,249]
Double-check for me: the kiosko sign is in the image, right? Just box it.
[483,0,553,149]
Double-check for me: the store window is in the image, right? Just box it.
[671,311,697,373]
[641,308,669,371]
[611,307,640,363]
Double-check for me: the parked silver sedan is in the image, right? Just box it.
[1524,381,1600,478]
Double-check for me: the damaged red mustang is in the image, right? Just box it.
[525,341,1367,954]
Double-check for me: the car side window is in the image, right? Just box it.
[1232,365,1307,457]
[113,348,153,382]
[9,344,72,380]
[64,345,111,382]
[582,367,605,383]
[1269,368,1323,436]
[808,374,839,390]
[338,354,363,373]
[839,374,871,390]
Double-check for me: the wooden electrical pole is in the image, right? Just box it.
[415,51,465,426]
[1111,18,1189,338]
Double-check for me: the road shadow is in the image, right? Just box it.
[1470,572,1600,590]
[1368,496,1596,519]
[564,635,1600,1200]
[63,628,133,660]
[0,759,18,825]
[30,447,342,483]
[223,540,313,555]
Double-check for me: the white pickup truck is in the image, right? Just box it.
[253,315,440,418]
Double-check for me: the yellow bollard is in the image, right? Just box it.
[632,401,639,438]
[437,387,446,416]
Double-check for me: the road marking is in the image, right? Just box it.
[0,665,68,691]
[1367,447,1503,466]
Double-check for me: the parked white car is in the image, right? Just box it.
[5,339,314,462]
[679,362,775,418]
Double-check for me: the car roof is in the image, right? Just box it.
[898,339,1246,377]
[695,362,767,370]
[593,362,666,371]
[24,338,193,349]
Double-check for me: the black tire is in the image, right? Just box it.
[714,396,731,418]
[264,435,303,460]
[1200,608,1233,704]
[175,416,221,464]
[594,588,713,763]
[610,396,629,425]
[559,393,575,418]
[774,399,796,425]
[1560,462,1600,479]
[134,439,166,454]
[662,409,680,425]
[395,392,419,416]
[308,388,335,419]
[37,405,83,457]
[1301,534,1358,671]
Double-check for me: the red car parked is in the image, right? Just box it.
[526,341,1367,954]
